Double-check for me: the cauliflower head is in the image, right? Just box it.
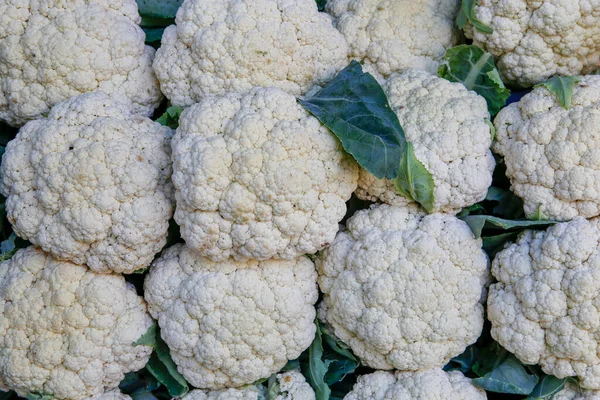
[463,0,600,87]
[153,0,349,106]
[493,75,600,221]
[182,370,315,400]
[172,87,358,261]
[344,369,487,400]
[0,0,162,127]
[554,381,600,400]
[317,204,489,371]
[325,0,462,77]
[488,217,600,389]
[356,70,495,214]
[143,244,319,389]
[0,246,154,399]
[0,92,174,274]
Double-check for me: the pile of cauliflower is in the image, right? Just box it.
[1,0,600,399]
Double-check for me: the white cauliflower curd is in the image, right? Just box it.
[463,0,600,87]
[325,0,462,77]
[0,247,154,399]
[152,0,349,106]
[488,218,600,389]
[172,87,358,261]
[356,70,495,214]
[493,75,600,221]
[317,204,489,371]
[0,0,162,127]
[182,370,315,399]
[143,244,319,389]
[0,92,174,274]
[344,369,487,400]
[554,381,600,400]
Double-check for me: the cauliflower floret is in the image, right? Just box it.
[344,369,487,399]
[463,0,600,87]
[0,92,174,274]
[182,370,315,399]
[325,0,462,77]
[0,246,154,400]
[143,244,319,389]
[356,70,495,214]
[317,204,490,371]
[153,0,349,106]
[488,218,600,389]
[493,75,600,221]
[172,87,358,261]
[0,0,162,127]
[554,381,600,400]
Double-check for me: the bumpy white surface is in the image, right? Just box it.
[153,0,349,106]
[463,0,600,87]
[317,204,489,371]
[144,244,319,389]
[0,92,174,274]
[488,218,600,389]
[0,0,162,127]
[326,0,462,77]
[182,370,315,400]
[494,75,600,221]
[554,382,600,400]
[172,87,358,261]
[344,369,487,400]
[0,247,154,400]
[356,70,495,214]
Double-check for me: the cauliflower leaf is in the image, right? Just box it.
[472,355,539,395]
[526,376,568,400]
[299,61,435,211]
[456,0,493,33]
[534,75,582,109]
[439,45,510,115]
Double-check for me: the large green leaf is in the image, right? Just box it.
[456,0,493,33]
[473,355,539,395]
[460,215,556,238]
[535,75,582,109]
[439,45,510,115]
[304,323,331,400]
[133,323,158,348]
[527,375,568,399]
[299,61,435,210]
[394,143,435,212]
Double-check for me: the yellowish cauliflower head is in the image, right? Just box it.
[317,204,489,371]
[153,0,349,106]
[172,87,358,261]
[344,369,487,400]
[0,0,162,127]
[356,70,495,214]
[182,370,315,400]
[0,247,154,400]
[463,0,600,87]
[488,218,600,389]
[325,0,462,77]
[554,381,600,400]
[0,92,174,274]
[143,244,319,389]
[493,75,600,221]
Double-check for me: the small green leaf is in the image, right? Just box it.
[460,215,556,238]
[439,45,510,115]
[315,0,327,11]
[527,375,567,399]
[299,61,408,180]
[305,322,331,400]
[137,0,182,20]
[485,119,496,140]
[473,355,539,395]
[321,326,358,363]
[157,105,184,129]
[531,205,549,221]
[456,0,493,33]
[143,27,166,45]
[133,323,158,348]
[146,352,188,397]
[394,142,435,212]
[26,393,53,400]
[535,75,582,109]
[153,335,188,396]
[482,232,520,258]
[485,186,524,219]
[266,374,281,400]
[445,346,479,373]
